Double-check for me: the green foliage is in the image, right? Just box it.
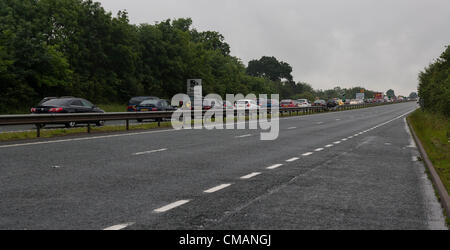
[408,110,450,194]
[409,92,418,99]
[0,0,386,114]
[386,89,395,98]
[418,46,450,117]
[247,56,293,82]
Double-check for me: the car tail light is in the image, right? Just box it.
[247,103,250,107]
[127,105,136,111]
[30,108,36,113]
[49,107,63,113]
[152,108,158,111]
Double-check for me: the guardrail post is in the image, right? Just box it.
[87,123,91,133]
[158,118,161,127]
[36,126,40,138]
[126,119,129,130]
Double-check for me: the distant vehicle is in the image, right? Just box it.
[223,100,234,109]
[336,99,344,106]
[236,99,258,110]
[30,97,105,128]
[258,99,279,108]
[327,99,340,109]
[280,99,297,108]
[203,98,223,110]
[350,99,363,105]
[296,99,311,107]
[135,99,175,122]
[313,99,326,107]
[128,96,159,111]
[344,99,351,105]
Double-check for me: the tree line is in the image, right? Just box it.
[418,46,450,117]
[1,0,382,114]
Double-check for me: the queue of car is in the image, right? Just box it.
[29,94,389,128]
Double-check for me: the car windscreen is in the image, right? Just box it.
[40,99,70,106]
[129,97,158,105]
[139,99,159,106]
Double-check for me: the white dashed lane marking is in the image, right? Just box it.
[266,164,283,170]
[333,141,341,144]
[204,184,232,193]
[286,157,299,162]
[240,172,261,179]
[133,148,167,156]
[236,134,252,138]
[287,127,297,130]
[302,152,313,156]
[314,148,324,152]
[325,144,333,148]
[104,222,135,230]
[153,200,191,213]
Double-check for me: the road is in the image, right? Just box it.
[0,101,446,229]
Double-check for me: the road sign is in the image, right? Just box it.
[356,93,365,99]
[187,79,202,98]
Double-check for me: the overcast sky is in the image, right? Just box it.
[97,0,450,96]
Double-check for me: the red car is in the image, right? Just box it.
[280,99,297,108]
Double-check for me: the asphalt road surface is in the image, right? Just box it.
[0,102,446,229]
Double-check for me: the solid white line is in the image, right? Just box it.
[325,144,333,148]
[403,117,417,148]
[133,148,167,155]
[286,157,299,162]
[154,200,191,213]
[302,152,313,156]
[333,141,341,144]
[236,134,252,138]
[204,184,232,193]
[104,222,135,230]
[0,128,176,149]
[266,164,283,169]
[314,148,324,152]
[240,172,261,179]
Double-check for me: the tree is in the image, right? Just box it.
[247,56,293,82]
[409,92,418,99]
[386,89,396,99]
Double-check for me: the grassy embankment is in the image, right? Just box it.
[408,110,450,195]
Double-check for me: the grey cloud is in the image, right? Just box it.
[97,0,450,95]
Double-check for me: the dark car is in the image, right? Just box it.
[31,97,105,128]
[135,99,176,122]
[313,99,326,107]
[127,96,159,112]
[327,99,339,109]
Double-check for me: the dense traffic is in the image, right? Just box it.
[28,95,415,128]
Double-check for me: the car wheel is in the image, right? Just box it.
[96,121,105,127]
[65,122,76,128]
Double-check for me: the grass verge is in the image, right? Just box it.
[408,110,450,195]
[98,103,127,112]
